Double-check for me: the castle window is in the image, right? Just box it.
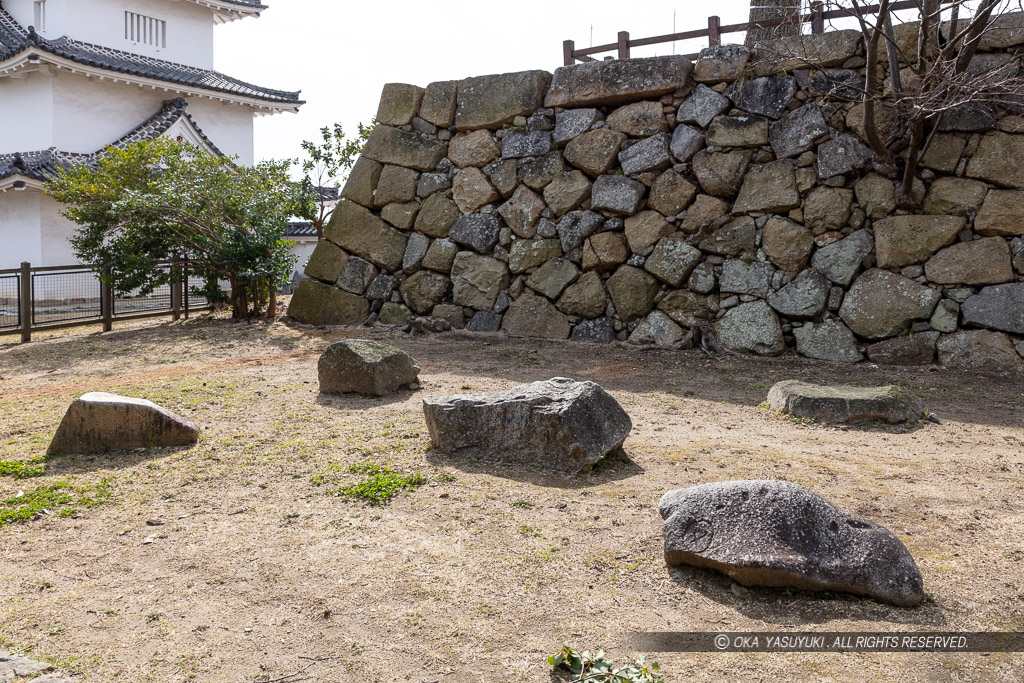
[33,0,45,31]
[125,11,166,48]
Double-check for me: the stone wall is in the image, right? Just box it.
[289,24,1024,371]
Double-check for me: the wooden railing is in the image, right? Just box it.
[562,0,947,65]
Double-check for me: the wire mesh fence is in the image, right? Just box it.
[114,265,173,316]
[31,269,103,326]
[0,274,19,331]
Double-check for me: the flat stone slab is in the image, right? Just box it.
[0,649,73,682]
[545,56,693,108]
[766,380,926,424]
[47,392,199,455]
[422,377,632,474]
[318,340,420,396]
[659,480,924,606]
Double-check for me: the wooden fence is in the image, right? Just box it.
[0,261,212,343]
[563,0,949,65]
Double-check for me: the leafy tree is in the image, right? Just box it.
[44,137,303,318]
[299,121,375,240]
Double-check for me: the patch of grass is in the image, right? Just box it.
[0,478,112,527]
[511,499,533,508]
[518,525,541,537]
[0,455,48,479]
[313,462,426,506]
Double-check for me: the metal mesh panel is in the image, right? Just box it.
[0,274,19,330]
[113,266,173,316]
[31,270,102,325]
[186,272,210,309]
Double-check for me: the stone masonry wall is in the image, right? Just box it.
[289,21,1024,371]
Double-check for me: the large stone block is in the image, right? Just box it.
[692,150,751,197]
[553,108,603,144]
[677,84,731,127]
[966,132,1024,188]
[751,31,863,75]
[563,128,627,177]
[502,293,571,339]
[544,170,592,217]
[853,173,896,219]
[558,272,608,318]
[501,130,553,159]
[974,190,1024,236]
[400,270,451,315]
[767,270,829,321]
[803,186,853,231]
[414,193,460,238]
[526,258,579,300]
[817,132,872,178]
[606,265,660,323]
[340,157,382,207]
[508,238,562,274]
[698,217,756,258]
[452,167,498,213]
[518,151,566,191]
[648,169,697,217]
[839,270,941,340]
[733,160,799,214]
[558,210,605,253]
[498,185,546,238]
[624,210,673,254]
[618,133,672,175]
[716,301,785,356]
[693,45,751,83]
[318,340,420,396]
[874,215,965,268]
[937,330,1024,373]
[582,232,629,273]
[47,392,199,455]
[361,125,447,172]
[726,76,798,119]
[762,216,813,272]
[455,70,552,130]
[373,164,419,207]
[810,229,874,287]
[720,260,775,298]
[591,175,647,216]
[419,80,458,128]
[544,55,693,108]
[422,238,459,273]
[451,252,510,310]
[766,381,925,425]
[657,290,718,327]
[706,114,769,148]
[769,103,829,159]
[659,480,924,606]
[924,238,1015,286]
[644,237,702,287]
[375,83,424,127]
[607,101,668,137]
[304,239,349,284]
[630,311,685,345]
[961,283,1024,335]
[923,178,988,216]
[287,277,370,326]
[449,214,502,254]
[866,332,940,366]
[448,130,500,168]
[336,256,378,295]
[325,201,408,272]
[422,377,632,474]
[793,319,863,363]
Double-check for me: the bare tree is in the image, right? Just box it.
[746,0,804,44]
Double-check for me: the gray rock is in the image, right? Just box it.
[669,125,704,162]
[543,170,592,217]
[341,157,382,207]
[304,240,349,284]
[793,319,863,363]
[659,480,924,606]
[752,30,863,74]
[687,262,717,294]
[544,55,693,108]
[452,167,498,213]
[558,272,608,318]
[451,252,510,310]
[733,160,799,214]
[420,79,458,128]
[630,311,685,345]
[874,215,964,268]
[47,392,199,455]
[644,238,702,287]
[715,301,785,356]
[467,311,503,332]
[326,200,408,272]
[456,70,552,130]
[769,103,829,159]
[817,132,873,178]
[449,214,502,253]
[607,101,668,137]
[930,299,960,334]
[571,317,615,344]
[961,283,1024,335]
[414,193,460,238]
[767,270,830,320]
[508,238,562,274]
[422,238,459,273]
[808,69,865,100]
[518,151,566,190]
[810,229,874,287]
[719,260,775,298]
[484,158,519,197]
[526,258,580,300]
[374,164,419,206]
[767,380,925,424]
[677,84,731,127]
[937,330,1024,373]
[761,216,813,271]
[400,270,451,315]
[698,217,757,258]
[554,108,603,144]
[693,44,752,83]
[448,130,500,168]
[564,129,627,177]
[867,332,940,366]
[402,233,431,272]
[839,269,942,340]
[558,210,605,252]
[606,266,661,323]
[493,291,511,314]
[366,274,398,301]
[591,175,647,216]
[502,130,552,159]
[337,256,378,295]
[423,378,631,474]
[619,133,672,175]
[657,290,718,327]
[319,340,420,396]
[288,277,370,326]
[498,185,546,238]
[692,149,752,197]
[706,114,769,148]
[726,76,798,118]
[502,293,571,338]
[624,211,673,254]
[925,238,1015,286]
[361,125,448,172]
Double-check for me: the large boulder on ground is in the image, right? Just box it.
[544,56,693,108]
[455,70,552,131]
[47,392,199,455]
[658,480,924,606]
[287,278,370,326]
[318,340,420,396]
[422,377,632,474]
[766,380,926,423]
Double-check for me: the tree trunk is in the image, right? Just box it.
[745,0,802,46]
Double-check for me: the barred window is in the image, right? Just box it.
[125,11,166,48]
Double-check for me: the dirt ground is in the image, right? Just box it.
[0,305,1022,682]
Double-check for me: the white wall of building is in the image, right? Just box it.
[185,97,254,165]
[5,0,216,68]
[0,190,43,268]
[51,72,167,154]
[0,72,54,154]
[39,193,80,265]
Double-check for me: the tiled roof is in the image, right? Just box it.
[1,98,223,182]
[0,4,301,106]
[213,0,267,8]
[285,221,319,237]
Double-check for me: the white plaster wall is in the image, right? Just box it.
[39,194,81,265]
[0,72,54,154]
[0,190,43,268]
[185,97,254,165]
[288,239,318,285]
[51,72,168,153]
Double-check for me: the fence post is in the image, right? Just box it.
[19,261,31,343]
[100,269,113,332]
[708,16,721,48]
[183,259,190,320]
[171,260,182,321]
[617,31,630,59]
[811,1,825,34]
[563,39,575,66]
